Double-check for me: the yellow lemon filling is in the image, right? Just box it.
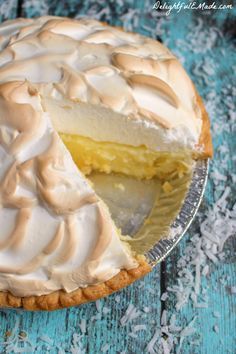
[59,133,193,180]
[59,132,194,254]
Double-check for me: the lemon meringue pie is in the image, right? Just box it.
[0,17,212,310]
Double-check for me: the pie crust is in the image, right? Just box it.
[196,92,213,158]
[0,257,150,311]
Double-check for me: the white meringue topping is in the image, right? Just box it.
[0,17,204,296]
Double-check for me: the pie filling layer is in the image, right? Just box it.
[59,133,193,180]
[58,130,194,256]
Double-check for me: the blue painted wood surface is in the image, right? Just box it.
[0,0,235,353]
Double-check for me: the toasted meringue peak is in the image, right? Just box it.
[0,16,202,150]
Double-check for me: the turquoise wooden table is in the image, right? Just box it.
[0,1,235,353]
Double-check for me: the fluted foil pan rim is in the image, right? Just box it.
[146,159,209,266]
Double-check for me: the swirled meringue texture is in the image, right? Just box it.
[0,16,202,151]
[0,17,203,296]
[0,81,137,296]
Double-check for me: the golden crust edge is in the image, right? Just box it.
[0,258,151,311]
[196,92,213,159]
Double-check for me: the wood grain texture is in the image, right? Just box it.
[0,269,161,353]
[160,4,236,353]
[0,0,235,353]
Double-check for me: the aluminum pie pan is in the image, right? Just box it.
[146,159,209,266]
[91,159,209,267]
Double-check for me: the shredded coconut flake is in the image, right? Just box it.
[120,304,141,326]
[101,343,110,353]
[230,286,236,294]
[213,325,219,333]
[79,319,87,334]
[95,300,102,312]
[161,292,169,301]
[146,329,160,354]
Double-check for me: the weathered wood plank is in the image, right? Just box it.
[161,4,236,353]
[0,269,161,353]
